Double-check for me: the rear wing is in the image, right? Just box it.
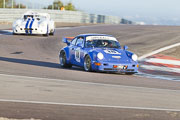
[62,37,74,46]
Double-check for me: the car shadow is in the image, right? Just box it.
[0,30,12,35]
[0,56,84,72]
[0,57,132,75]
[0,30,53,37]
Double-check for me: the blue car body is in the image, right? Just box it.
[59,34,138,73]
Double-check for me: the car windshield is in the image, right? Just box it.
[24,15,34,20]
[85,39,121,48]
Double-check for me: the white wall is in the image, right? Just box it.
[0,8,131,24]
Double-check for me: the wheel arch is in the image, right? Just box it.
[84,53,93,62]
[84,52,95,71]
[60,47,71,64]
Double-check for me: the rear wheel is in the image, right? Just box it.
[49,32,54,36]
[59,51,72,68]
[84,55,92,72]
[49,29,55,36]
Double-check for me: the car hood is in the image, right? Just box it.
[91,48,131,63]
[16,19,40,28]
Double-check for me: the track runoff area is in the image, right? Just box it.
[138,42,180,81]
[0,24,180,120]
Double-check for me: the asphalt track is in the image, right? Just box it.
[0,24,180,120]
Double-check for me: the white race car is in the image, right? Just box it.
[13,11,55,36]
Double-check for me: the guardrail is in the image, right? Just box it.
[0,8,133,24]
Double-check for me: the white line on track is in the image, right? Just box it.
[55,24,113,30]
[0,73,180,92]
[137,72,180,81]
[143,58,180,66]
[55,26,86,29]
[0,33,11,35]
[0,99,180,112]
[138,42,180,60]
[2,30,12,32]
[140,65,180,73]
[137,42,180,81]
[55,27,72,30]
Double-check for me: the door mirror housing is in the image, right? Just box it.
[62,38,70,46]
[123,45,128,50]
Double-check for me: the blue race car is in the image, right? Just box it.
[59,34,139,74]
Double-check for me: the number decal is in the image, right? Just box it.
[104,50,121,55]
[75,48,81,62]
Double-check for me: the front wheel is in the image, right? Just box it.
[49,29,55,36]
[12,32,17,35]
[84,55,92,72]
[59,51,72,68]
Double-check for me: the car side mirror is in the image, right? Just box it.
[62,38,70,46]
[123,45,128,50]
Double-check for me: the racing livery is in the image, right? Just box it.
[13,11,55,36]
[59,34,139,74]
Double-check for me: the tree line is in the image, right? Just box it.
[44,0,76,11]
[0,0,76,11]
[0,0,26,8]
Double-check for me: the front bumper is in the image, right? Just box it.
[13,27,47,35]
[92,61,138,73]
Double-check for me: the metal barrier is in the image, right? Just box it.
[0,8,132,24]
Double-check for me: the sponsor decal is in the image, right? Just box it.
[86,36,117,41]
[112,56,121,59]
[75,48,81,62]
[29,18,34,34]
[104,50,121,55]
[25,18,31,34]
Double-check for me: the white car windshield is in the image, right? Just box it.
[85,39,121,48]
[24,15,33,20]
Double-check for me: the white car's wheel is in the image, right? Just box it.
[12,32,17,35]
[49,29,55,36]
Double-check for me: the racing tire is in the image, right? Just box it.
[49,32,54,36]
[43,32,49,37]
[12,32,17,35]
[125,72,135,75]
[49,29,55,36]
[59,51,72,68]
[84,55,92,72]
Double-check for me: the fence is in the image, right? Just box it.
[0,8,132,24]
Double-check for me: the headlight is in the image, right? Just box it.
[97,53,104,60]
[132,54,138,61]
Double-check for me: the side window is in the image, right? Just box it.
[71,38,77,45]
[76,37,84,47]
[24,15,27,20]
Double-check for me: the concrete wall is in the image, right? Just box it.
[0,8,132,24]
